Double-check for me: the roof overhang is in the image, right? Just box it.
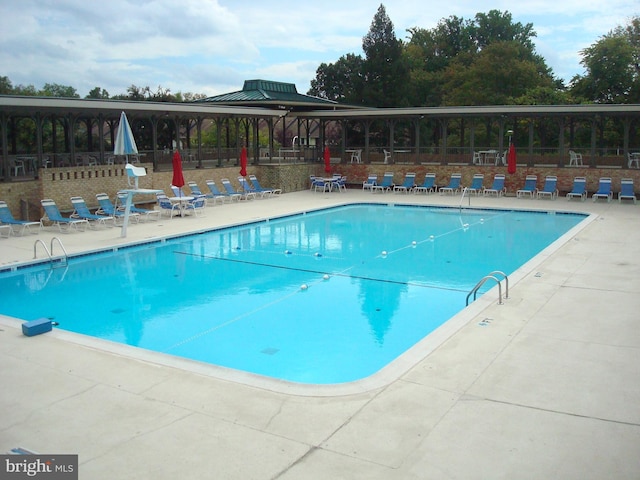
[295,104,640,120]
[0,96,285,118]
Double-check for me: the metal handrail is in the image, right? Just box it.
[33,239,50,260]
[50,237,68,265]
[466,271,509,306]
[487,270,508,299]
[33,237,68,267]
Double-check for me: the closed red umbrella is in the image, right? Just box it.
[239,146,248,177]
[507,142,517,174]
[324,146,331,173]
[172,150,185,194]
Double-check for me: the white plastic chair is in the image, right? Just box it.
[569,150,583,166]
[11,158,25,176]
[383,149,392,164]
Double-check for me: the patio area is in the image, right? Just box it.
[1,189,639,479]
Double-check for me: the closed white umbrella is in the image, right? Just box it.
[114,111,138,162]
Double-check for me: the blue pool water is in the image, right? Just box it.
[0,204,586,384]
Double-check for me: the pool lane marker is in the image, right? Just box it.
[174,250,471,294]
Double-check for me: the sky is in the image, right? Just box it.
[0,0,637,99]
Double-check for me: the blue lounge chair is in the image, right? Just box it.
[483,174,506,197]
[537,176,558,200]
[466,174,484,196]
[205,180,234,203]
[249,175,281,196]
[414,173,437,194]
[618,178,636,204]
[439,173,462,195]
[116,191,161,221]
[566,177,587,201]
[222,178,255,200]
[592,177,613,202]
[70,196,115,228]
[393,172,416,193]
[363,174,377,191]
[0,200,41,235]
[41,199,89,232]
[372,172,394,193]
[170,185,187,197]
[238,176,265,198]
[516,175,537,198]
[96,193,139,224]
[187,181,209,198]
[187,181,216,205]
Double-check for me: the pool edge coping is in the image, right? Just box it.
[0,203,598,397]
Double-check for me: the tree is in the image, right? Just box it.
[471,10,537,52]
[407,16,473,73]
[443,41,554,105]
[406,9,554,107]
[12,83,38,96]
[40,83,79,98]
[308,53,365,104]
[572,16,639,103]
[86,87,110,99]
[361,4,410,107]
[0,76,13,95]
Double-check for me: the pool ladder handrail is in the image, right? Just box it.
[34,237,68,267]
[466,270,509,306]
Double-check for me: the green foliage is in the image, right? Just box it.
[361,4,410,107]
[443,41,554,105]
[406,9,552,106]
[40,83,79,98]
[0,76,13,95]
[86,87,110,99]
[310,6,560,108]
[309,53,365,103]
[572,16,639,103]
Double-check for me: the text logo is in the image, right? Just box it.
[0,455,77,479]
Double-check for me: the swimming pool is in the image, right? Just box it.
[0,204,586,385]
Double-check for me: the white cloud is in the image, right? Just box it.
[0,0,636,97]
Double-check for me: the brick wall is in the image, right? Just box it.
[1,163,638,221]
[333,164,640,195]
[0,163,319,220]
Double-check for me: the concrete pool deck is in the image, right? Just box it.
[1,189,639,479]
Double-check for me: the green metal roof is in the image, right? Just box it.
[196,79,342,110]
